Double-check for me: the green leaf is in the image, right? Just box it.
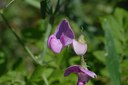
[30,65,43,82]
[0,51,5,64]
[0,71,25,84]
[101,17,121,85]
[100,68,109,77]
[114,8,128,57]
[69,56,79,65]
[21,28,43,40]
[25,0,40,9]
[93,50,105,63]
[114,8,128,28]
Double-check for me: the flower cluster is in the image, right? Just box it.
[48,19,87,55]
[48,19,96,85]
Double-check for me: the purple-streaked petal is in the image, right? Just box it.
[48,35,63,53]
[55,19,75,39]
[64,65,81,76]
[80,67,97,78]
[72,39,87,56]
[64,65,96,85]
[78,72,91,84]
[60,33,73,46]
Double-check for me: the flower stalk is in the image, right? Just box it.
[81,56,87,68]
[0,13,40,65]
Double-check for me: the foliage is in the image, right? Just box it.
[0,0,128,85]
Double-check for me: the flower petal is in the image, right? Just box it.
[55,19,75,39]
[64,65,96,85]
[77,81,84,85]
[48,35,63,53]
[78,72,91,83]
[78,67,96,84]
[80,67,97,78]
[72,39,87,56]
[60,33,73,46]
[64,65,81,76]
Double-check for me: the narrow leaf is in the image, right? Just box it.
[101,17,121,85]
[25,0,40,9]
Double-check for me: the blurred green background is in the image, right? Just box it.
[0,0,128,85]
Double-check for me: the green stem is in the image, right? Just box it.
[6,0,15,8]
[0,13,39,65]
[42,74,49,85]
[80,55,87,68]
[41,19,52,62]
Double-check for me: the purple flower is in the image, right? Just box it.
[48,19,75,53]
[48,19,87,55]
[64,65,96,85]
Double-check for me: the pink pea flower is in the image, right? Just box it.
[48,19,75,53]
[64,65,96,85]
[48,19,87,55]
